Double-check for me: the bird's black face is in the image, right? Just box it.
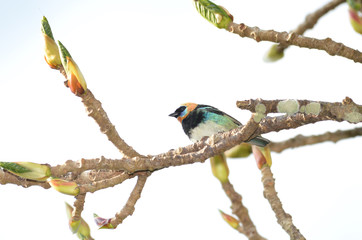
[169,106,186,118]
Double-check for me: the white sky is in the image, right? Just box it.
[1,0,362,239]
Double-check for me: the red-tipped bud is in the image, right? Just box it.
[93,213,115,229]
[48,177,79,196]
[219,209,240,229]
[349,8,362,34]
[252,145,272,169]
[58,41,87,95]
[66,56,87,95]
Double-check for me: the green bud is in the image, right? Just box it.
[264,44,284,62]
[65,203,93,239]
[210,154,229,183]
[194,0,233,29]
[225,143,252,158]
[0,161,51,181]
[77,218,92,240]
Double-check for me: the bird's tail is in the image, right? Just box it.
[247,136,270,147]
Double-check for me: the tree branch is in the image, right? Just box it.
[222,180,267,240]
[5,97,360,190]
[261,166,306,240]
[110,173,149,228]
[229,22,362,63]
[80,90,141,158]
[72,193,86,222]
[78,171,135,194]
[269,127,362,153]
[237,97,362,124]
[0,169,50,189]
[276,0,345,53]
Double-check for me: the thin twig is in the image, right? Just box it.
[221,180,267,240]
[269,127,362,153]
[72,193,86,222]
[276,0,345,53]
[110,173,149,228]
[229,22,362,63]
[261,166,306,240]
[81,90,141,158]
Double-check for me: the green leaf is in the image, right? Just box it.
[58,41,72,69]
[194,0,233,29]
[0,162,31,174]
[41,16,55,40]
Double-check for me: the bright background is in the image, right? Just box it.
[1,0,362,239]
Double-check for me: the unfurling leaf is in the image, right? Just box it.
[0,161,51,181]
[93,213,115,229]
[193,0,233,29]
[41,16,61,69]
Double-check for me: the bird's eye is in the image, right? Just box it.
[170,106,187,118]
[176,106,187,114]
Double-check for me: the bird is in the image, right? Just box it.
[169,103,270,147]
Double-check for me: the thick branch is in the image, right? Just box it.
[261,166,305,240]
[229,22,362,63]
[237,97,362,124]
[4,99,362,192]
[50,97,362,176]
[51,116,260,174]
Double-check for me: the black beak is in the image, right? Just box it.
[169,112,179,118]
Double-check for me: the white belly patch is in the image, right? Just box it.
[189,121,229,142]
